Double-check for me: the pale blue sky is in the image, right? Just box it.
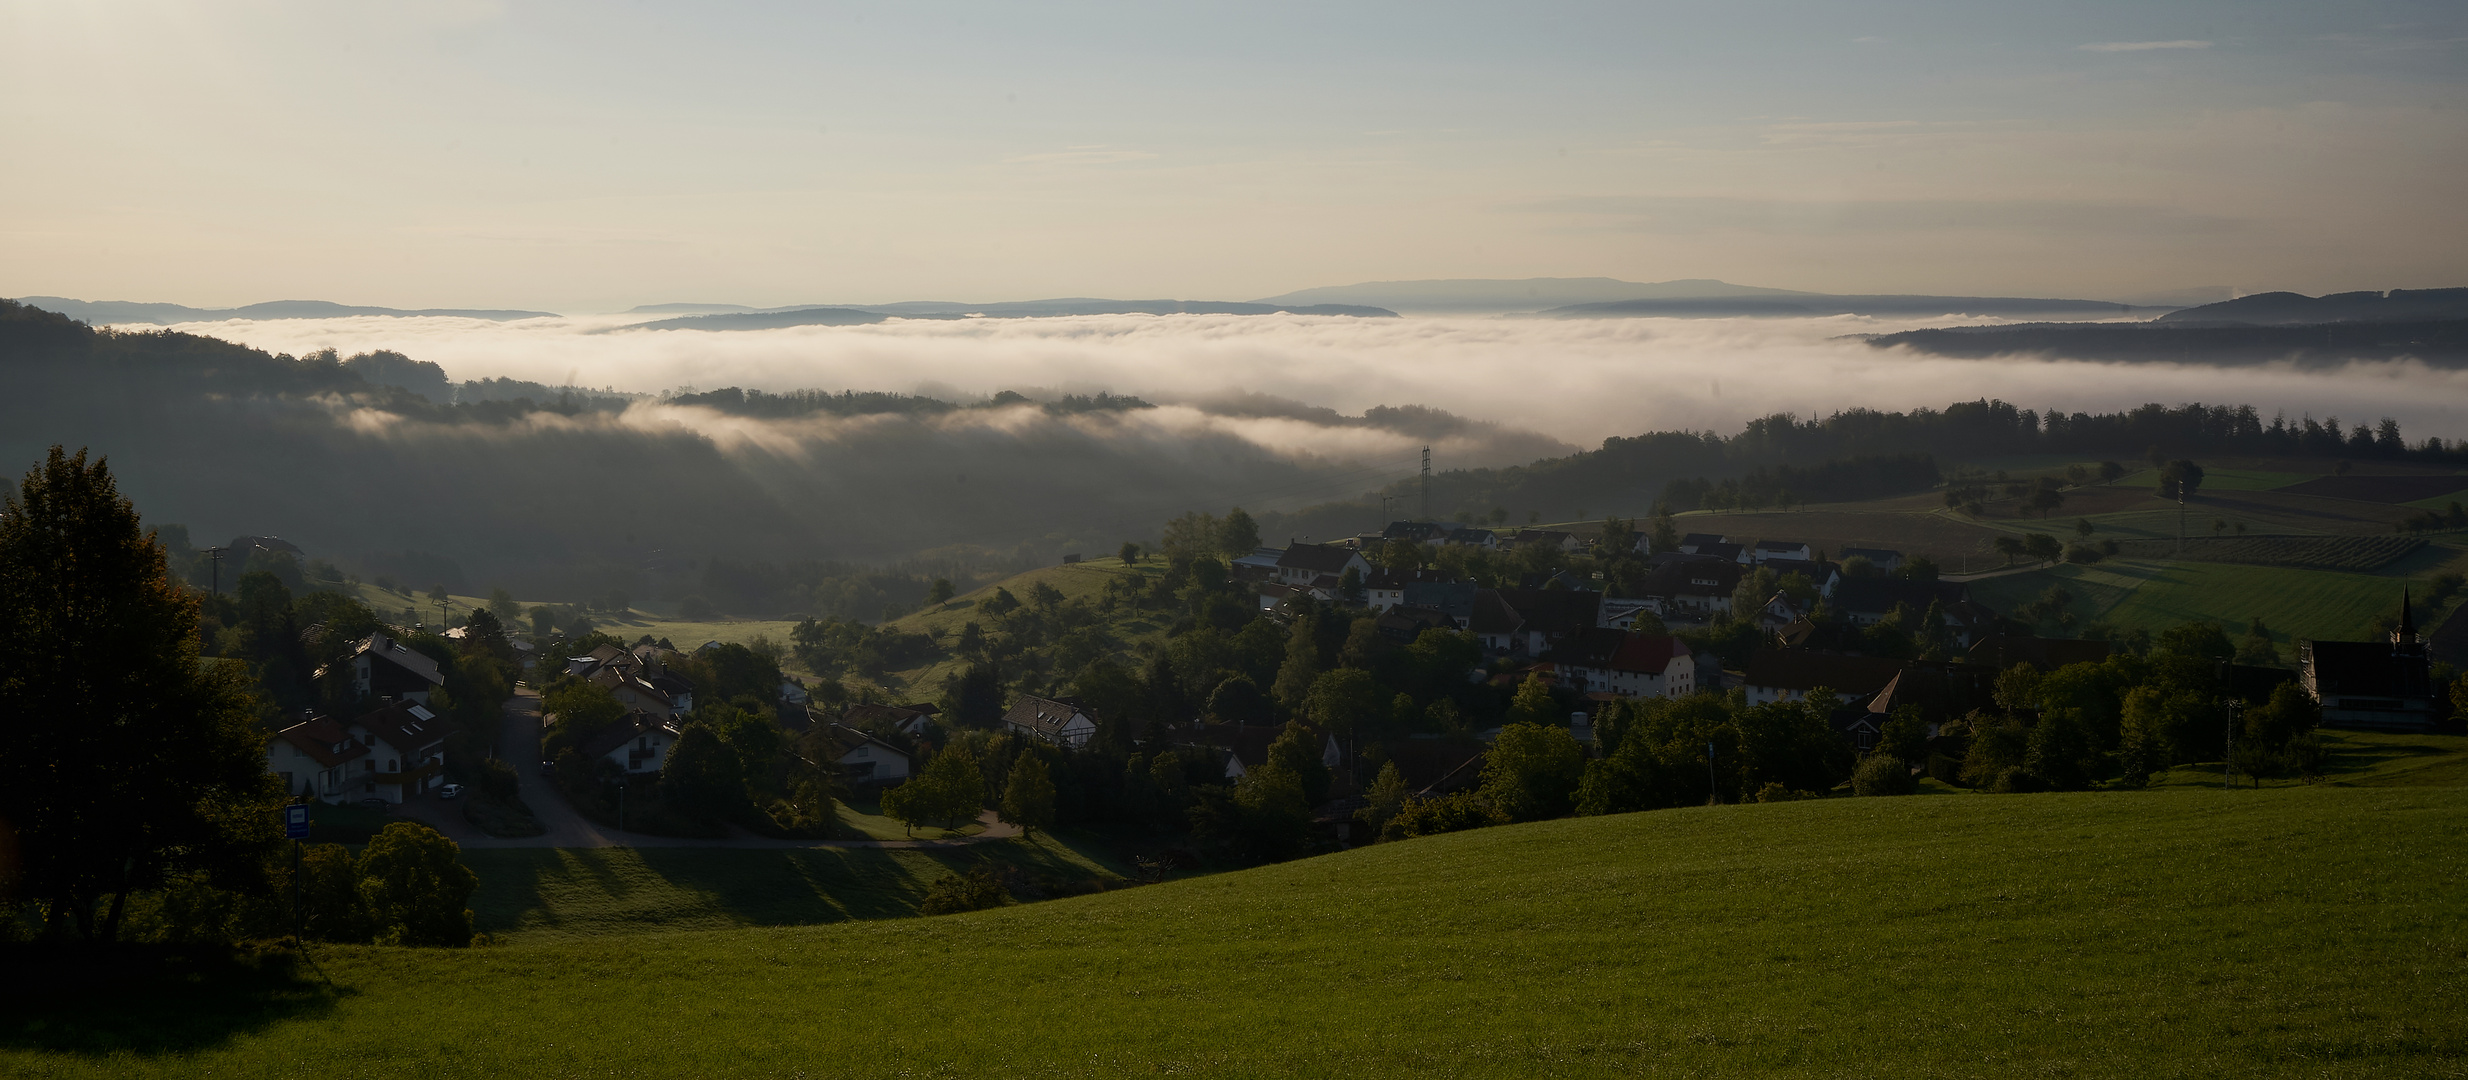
[3,1,2462,309]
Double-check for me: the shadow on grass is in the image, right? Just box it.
[2323,733,2468,787]
[0,944,346,1056]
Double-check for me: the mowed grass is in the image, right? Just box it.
[459,832,1128,942]
[9,785,2463,1077]
[1969,556,2461,643]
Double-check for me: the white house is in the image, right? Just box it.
[580,710,683,775]
[1363,568,1453,613]
[1003,695,1098,749]
[269,701,449,804]
[1750,540,1813,565]
[824,724,914,783]
[1546,630,1696,699]
[1274,543,1373,589]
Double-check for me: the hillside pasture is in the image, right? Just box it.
[1667,508,2006,566]
[460,834,1128,942]
[8,785,2462,1077]
[1973,557,2448,643]
[2278,473,2468,503]
[2105,534,2428,572]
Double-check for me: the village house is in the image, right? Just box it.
[1741,648,1909,707]
[1508,528,1586,554]
[1546,629,1696,699]
[822,723,914,783]
[1750,540,1813,565]
[1635,558,1743,619]
[1004,694,1098,748]
[1678,533,1727,553]
[1443,527,1499,550]
[325,632,446,706]
[1363,567,1455,613]
[843,702,940,738]
[1400,580,1477,627]
[1470,587,1604,656]
[268,700,449,804]
[1273,543,1373,589]
[579,709,683,775]
[2301,596,2439,732]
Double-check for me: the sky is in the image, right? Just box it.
[4,1,2466,313]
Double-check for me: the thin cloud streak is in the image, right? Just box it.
[2080,40,2214,52]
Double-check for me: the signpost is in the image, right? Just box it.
[283,803,311,840]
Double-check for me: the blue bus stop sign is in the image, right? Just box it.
[284,804,311,840]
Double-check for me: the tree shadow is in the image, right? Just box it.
[0,944,347,1056]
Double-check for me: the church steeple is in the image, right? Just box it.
[2394,591,2420,650]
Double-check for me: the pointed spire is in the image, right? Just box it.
[2396,590,2417,644]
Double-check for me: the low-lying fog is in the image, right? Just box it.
[166,312,2468,453]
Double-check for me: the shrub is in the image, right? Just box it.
[1382,791,1506,840]
[358,821,478,947]
[920,866,1008,915]
[1852,754,1919,796]
[2064,542,2104,564]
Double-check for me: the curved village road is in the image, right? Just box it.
[389,687,1022,850]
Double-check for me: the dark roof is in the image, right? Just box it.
[1382,737,1489,796]
[1742,648,1907,696]
[578,710,680,760]
[356,633,445,686]
[1966,634,2112,671]
[1003,695,1093,738]
[1276,544,1361,574]
[1754,540,1811,554]
[1698,542,1744,563]
[1363,568,1455,591]
[1402,580,1477,621]
[1546,628,1692,675]
[1681,533,1727,548]
[1637,559,1744,598]
[1864,662,1999,722]
[1470,589,1523,635]
[1377,605,1460,643]
[1491,588,1602,636]
[353,700,448,755]
[823,723,911,765]
[1775,618,1868,652]
[272,716,367,769]
[1831,577,1968,616]
[2305,640,2432,699]
[1838,546,1903,562]
[1382,521,1446,542]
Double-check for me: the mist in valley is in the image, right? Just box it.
[6,298,2466,618]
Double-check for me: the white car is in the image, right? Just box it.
[438,783,465,800]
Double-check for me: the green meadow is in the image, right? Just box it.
[9,760,2464,1078]
[1968,555,2462,644]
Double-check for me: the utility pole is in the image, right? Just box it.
[1420,447,1431,521]
[2221,699,2240,789]
[2177,483,2187,558]
[1706,741,1719,805]
[206,546,227,598]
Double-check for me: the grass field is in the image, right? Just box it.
[1968,554,2466,643]
[9,779,2463,1077]
[459,831,1127,941]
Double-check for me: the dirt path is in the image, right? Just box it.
[391,688,1022,850]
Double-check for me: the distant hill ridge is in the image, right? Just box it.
[11,297,559,324]
[1253,277,2168,317]
[619,298,1395,331]
[2158,288,2468,325]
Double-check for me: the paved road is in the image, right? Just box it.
[393,687,1021,850]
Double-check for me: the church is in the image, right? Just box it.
[2300,594,2440,733]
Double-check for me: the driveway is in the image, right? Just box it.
[391,687,1022,850]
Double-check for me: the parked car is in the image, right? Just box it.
[539,759,556,777]
[439,783,465,800]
